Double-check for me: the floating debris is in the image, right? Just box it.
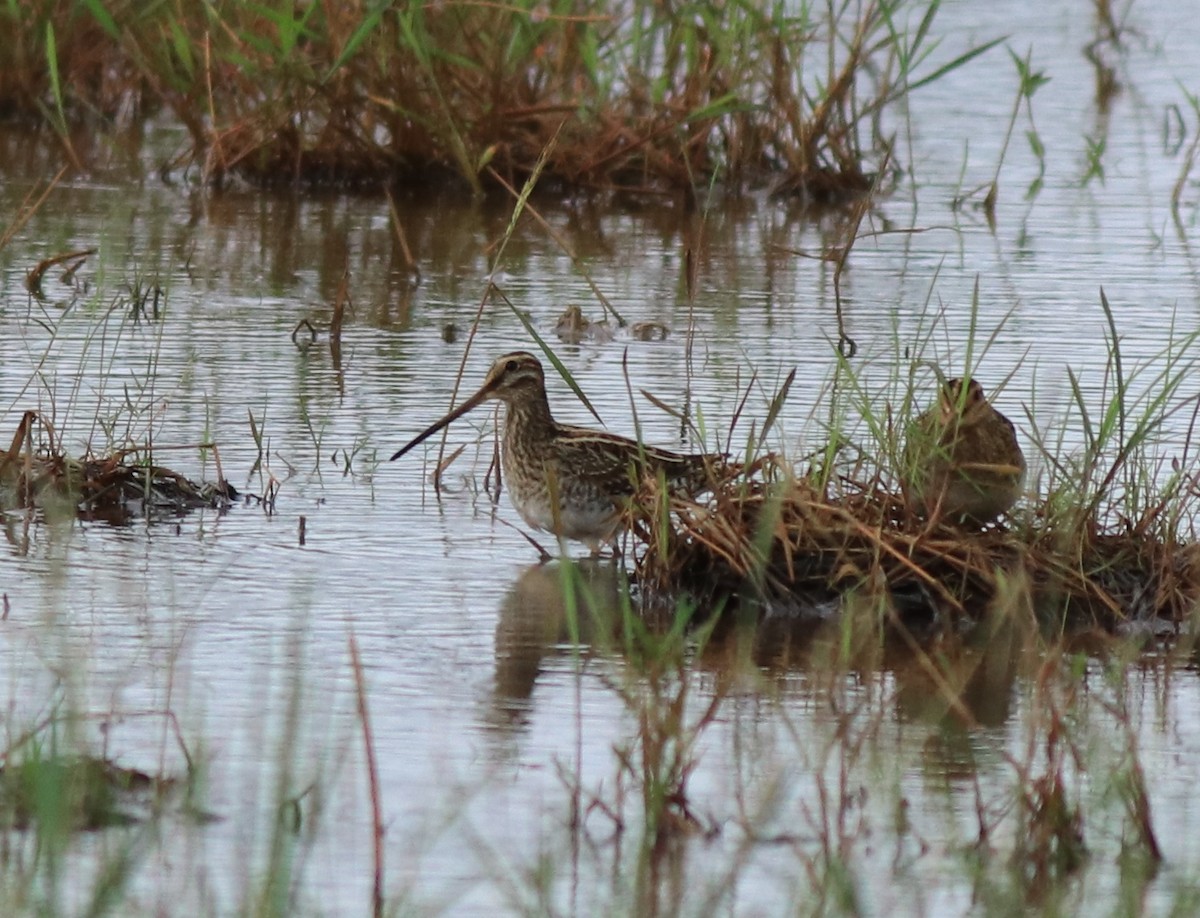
[1,410,239,524]
[631,321,669,341]
[555,305,614,344]
[0,754,178,831]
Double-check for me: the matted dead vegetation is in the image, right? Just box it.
[1,410,239,525]
[629,458,1200,629]
[626,289,1200,631]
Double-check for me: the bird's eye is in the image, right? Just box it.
[506,359,518,373]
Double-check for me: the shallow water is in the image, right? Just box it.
[3,1,1200,915]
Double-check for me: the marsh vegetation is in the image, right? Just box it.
[1,0,1200,916]
[2,0,998,196]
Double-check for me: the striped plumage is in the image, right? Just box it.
[390,352,718,552]
[903,377,1025,527]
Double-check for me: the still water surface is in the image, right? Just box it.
[2,1,1200,914]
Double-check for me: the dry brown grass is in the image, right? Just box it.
[1,1,999,196]
[629,460,1200,629]
[0,410,239,524]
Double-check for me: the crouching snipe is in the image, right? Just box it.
[903,377,1025,528]
[390,352,722,552]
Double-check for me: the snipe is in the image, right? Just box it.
[390,352,720,552]
[903,377,1025,527]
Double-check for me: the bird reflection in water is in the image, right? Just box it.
[488,559,624,731]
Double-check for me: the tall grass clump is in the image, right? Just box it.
[0,278,241,524]
[0,1,1000,195]
[631,288,1200,631]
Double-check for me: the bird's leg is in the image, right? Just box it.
[504,521,554,564]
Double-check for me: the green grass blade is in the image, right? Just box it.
[44,21,65,131]
[81,0,121,40]
[902,35,1007,96]
[503,298,604,427]
[325,5,385,79]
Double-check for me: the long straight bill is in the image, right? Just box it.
[389,384,493,461]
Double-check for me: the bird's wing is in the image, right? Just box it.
[554,424,715,495]
[550,426,645,497]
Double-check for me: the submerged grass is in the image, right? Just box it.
[1,0,1001,196]
[490,554,1192,915]
[0,702,201,916]
[0,719,191,833]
